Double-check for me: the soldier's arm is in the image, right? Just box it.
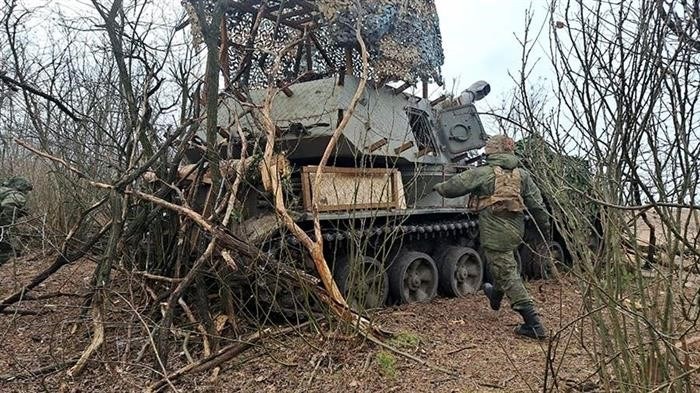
[434,168,483,198]
[0,192,28,217]
[521,172,550,233]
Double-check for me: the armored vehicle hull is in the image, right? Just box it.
[179,0,582,310]
[192,74,567,310]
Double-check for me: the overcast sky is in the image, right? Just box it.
[435,0,549,107]
[18,0,549,109]
[20,1,547,87]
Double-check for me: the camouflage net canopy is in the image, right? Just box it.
[516,136,598,222]
[317,0,443,84]
[182,0,444,88]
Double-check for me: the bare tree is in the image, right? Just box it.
[509,1,700,390]
[1,0,403,386]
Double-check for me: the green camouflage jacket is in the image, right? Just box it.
[434,153,550,251]
[0,186,28,226]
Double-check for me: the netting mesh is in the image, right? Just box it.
[182,0,444,88]
[317,0,443,84]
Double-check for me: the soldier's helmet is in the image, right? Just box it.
[4,176,33,192]
[484,134,515,155]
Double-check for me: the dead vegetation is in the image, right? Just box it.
[1,0,699,392]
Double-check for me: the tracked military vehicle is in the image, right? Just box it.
[182,0,568,309]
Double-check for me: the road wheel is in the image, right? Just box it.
[388,251,438,304]
[521,241,564,280]
[435,246,483,297]
[333,255,389,310]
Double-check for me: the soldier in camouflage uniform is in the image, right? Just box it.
[0,176,33,266]
[434,135,550,339]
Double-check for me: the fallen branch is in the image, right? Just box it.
[446,344,477,355]
[15,138,309,275]
[648,363,700,393]
[1,357,80,382]
[146,322,311,392]
[120,268,184,283]
[155,239,217,370]
[0,308,46,316]
[0,222,111,313]
[256,17,368,313]
[19,292,87,301]
[178,297,212,357]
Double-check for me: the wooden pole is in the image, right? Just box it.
[345,48,353,75]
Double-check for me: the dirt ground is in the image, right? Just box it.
[210,283,596,393]
[4,255,700,392]
[635,209,699,253]
[0,253,614,393]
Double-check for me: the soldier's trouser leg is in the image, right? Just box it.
[484,248,532,311]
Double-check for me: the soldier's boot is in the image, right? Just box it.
[515,305,548,340]
[483,283,504,311]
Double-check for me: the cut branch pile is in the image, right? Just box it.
[0,1,422,386]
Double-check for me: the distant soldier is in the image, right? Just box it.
[0,176,33,265]
[434,135,550,339]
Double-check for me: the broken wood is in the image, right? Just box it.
[0,222,111,313]
[1,358,81,382]
[145,322,311,392]
[67,292,105,377]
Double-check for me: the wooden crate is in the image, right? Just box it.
[300,166,406,212]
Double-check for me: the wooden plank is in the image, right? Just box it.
[392,82,411,95]
[395,174,407,209]
[345,48,354,75]
[305,36,313,71]
[430,95,447,106]
[366,138,388,152]
[276,80,294,96]
[309,33,335,70]
[293,41,304,76]
[279,7,309,19]
[231,2,268,84]
[301,166,313,211]
[416,147,433,158]
[394,141,414,154]
[304,166,399,175]
[392,172,401,209]
[301,166,406,212]
[229,1,313,31]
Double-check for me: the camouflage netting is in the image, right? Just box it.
[515,136,598,223]
[317,0,444,84]
[182,0,444,87]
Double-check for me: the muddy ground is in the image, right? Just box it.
[1,254,697,392]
